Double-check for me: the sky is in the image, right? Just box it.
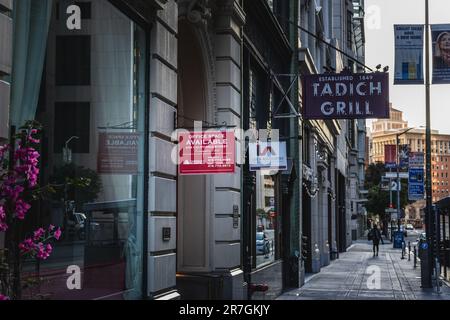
[365,0,450,134]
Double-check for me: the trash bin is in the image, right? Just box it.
[393,231,404,249]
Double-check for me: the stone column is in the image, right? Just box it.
[212,0,246,299]
[148,0,179,300]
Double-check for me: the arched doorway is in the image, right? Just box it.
[176,19,213,297]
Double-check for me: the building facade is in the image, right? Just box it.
[369,105,450,203]
[298,0,367,276]
[0,0,367,300]
[0,0,12,140]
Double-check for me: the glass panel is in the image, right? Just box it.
[255,171,277,267]
[22,0,147,300]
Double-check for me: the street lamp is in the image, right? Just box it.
[396,127,415,232]
[63,136,79,164]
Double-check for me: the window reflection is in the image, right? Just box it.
[255,171,277,267]
[21,0,146,300]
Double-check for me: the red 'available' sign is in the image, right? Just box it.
[178,131,235,175]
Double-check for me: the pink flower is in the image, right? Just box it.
[19,238,35,254]
[0,294,9,300]
[33,228,46,240]
[36,242,52,260]
[0,222,7,232]
[0,206,7,232]
[15,199,31,220]
[48,224,55,231]
[54,228,62,240]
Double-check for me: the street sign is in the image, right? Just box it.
[409,168,424,183]
[408,166,425,201]
[391,180,401,191]
[409,152,424,168]
[385,208,397,213]
[382,180,401,191]
[384,172,409,179]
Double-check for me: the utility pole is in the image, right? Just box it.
[423,0,433,288]
[397,134,401,232]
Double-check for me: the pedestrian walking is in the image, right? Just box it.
[368,224,384,256]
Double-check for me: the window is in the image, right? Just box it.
[54,102,90,153]
[256,172,278,268]
[346,10,354,49]
[56,35,91,85]
[24,0,148,300]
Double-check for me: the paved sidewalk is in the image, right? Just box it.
[278,240,450,300]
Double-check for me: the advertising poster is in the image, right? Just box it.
[394,25,424,84]
[302,72,390,119]
[399,144,410,170]
[408,167,425,201]
[249,141,288,171]
[409,152,424,168]
[97,132,140,174]
[178,131,235,175]
[431,24,450,84]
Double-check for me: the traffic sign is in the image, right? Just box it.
[383,180,401,191]
[409,152,424,168]
[408,167,424,201]
[384,172,409,179]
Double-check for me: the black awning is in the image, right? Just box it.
[435,196,450,210]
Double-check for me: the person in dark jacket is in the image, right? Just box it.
[369,224,384,256]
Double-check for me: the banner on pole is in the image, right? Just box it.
[394,25,424,84]
[384,145,397,169]
[399,144,410,170]
[431,24,450,84]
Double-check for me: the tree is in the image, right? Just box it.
[364,162,410,231]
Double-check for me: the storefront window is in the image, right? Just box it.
[21,0,147,300]
[255,171,277,267]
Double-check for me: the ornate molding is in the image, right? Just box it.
[178,0,212,25]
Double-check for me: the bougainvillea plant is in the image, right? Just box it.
[0,121,61,300]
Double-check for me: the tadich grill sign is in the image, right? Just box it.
[302,72,390,120]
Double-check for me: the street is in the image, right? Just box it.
[278,236,450,300]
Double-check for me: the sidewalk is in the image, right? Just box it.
[278,240,450,300]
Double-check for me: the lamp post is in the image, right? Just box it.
[424,0,433,288]
[396,128,414,232]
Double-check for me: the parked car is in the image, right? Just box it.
[406,224,414,231]
[256,232,270,255]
